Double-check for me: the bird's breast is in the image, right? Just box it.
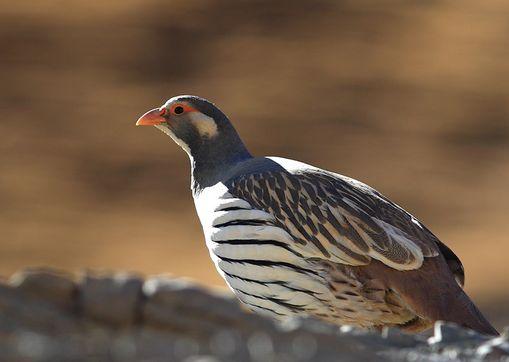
[193,183,334,319]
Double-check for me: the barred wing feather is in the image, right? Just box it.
[226,168,440,271]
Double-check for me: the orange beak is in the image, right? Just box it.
[136,108,166,126]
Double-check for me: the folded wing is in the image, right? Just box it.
[226,168,442,271]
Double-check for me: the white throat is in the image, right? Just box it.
[154,124,191,155]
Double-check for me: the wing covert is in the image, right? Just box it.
[226,169,440,271]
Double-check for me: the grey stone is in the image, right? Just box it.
[184,356,222,362]
[381,327,423,348]
[477,336,509,360]
[0,268,505,362]
[428,321,483,345]
[8,267,76,310]
[142,276,247,332]
[143,276,239,312]
[79,270,143,326]
[0,283,80,335]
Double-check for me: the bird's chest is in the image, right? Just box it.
[193,184,335,319]
[193,184,297,270]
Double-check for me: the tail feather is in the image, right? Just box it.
[370,257,499,335]
[433,285,498,336]
[397,261,498,335]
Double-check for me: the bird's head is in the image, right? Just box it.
[136,96,251,180]
[136,95,234,155]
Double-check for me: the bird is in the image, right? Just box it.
[136,95,498,335]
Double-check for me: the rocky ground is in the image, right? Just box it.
[0,268,507,361]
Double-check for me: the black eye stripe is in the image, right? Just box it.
[174,106,184,114]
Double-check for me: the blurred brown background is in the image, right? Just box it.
[1,1,508,328]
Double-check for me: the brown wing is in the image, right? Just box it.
[226,169,441,271]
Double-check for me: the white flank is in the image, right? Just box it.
[212,209,274,226]
[211,225,294,243]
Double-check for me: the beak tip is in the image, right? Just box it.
[136,108,165,126]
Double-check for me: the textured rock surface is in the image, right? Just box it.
[0,268,507,361]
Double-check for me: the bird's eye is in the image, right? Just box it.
[173,105,184,115]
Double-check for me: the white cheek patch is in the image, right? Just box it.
[189,112,218,138]
[154,124,191,155]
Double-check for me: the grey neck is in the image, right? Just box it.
[190,138,252,193]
